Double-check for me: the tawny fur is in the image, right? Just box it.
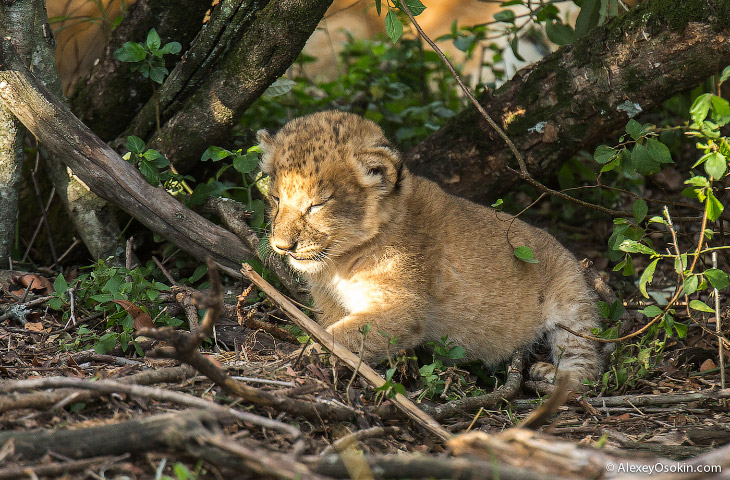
[258,111,601,390]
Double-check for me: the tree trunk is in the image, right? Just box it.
[405,0,730,205]
[0,0,39,267]
[146,0,334,172]
[68,0,212,141]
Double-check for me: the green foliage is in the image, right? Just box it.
[114,28,182,84]
[122,135,183,188]
[240,35,463,148]
[50,259,181,354]
[418,336,487,401]
[155,459,203,480]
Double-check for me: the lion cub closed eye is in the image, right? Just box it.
[257,111,601,390]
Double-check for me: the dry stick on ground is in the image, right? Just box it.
[320,426,402,457]
[138,260,356,421]
[0,364,195,413]
[0,409,223,461]
[237,284,299,344]
[447,428,730,480]
[241,263,451,441]
[0,455,129,480]
[0,376,300,438]
[308,452,565,480]
[420,349,524,421]
[200,435,327,480]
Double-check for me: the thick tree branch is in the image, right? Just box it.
[406,0,730,204]
[147,0,334,171]
[0,43,255,271]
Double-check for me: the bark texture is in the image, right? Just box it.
[68,0,211,141]
[147,0,334,171]
[405,0,730,204]
[0,0,37,267]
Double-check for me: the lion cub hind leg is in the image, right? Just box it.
[531,302,601,391]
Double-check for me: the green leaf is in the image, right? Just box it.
[683,275,699,296]
[711,95,730,118]
[593,145,616,164]
[674,253,688,274]
[597,300,611,319]
[53,273,68,295]
[139,161,159,184]
[632,198,648,223]
[248,199,266,228]
[647,138,672,164]
[707,190,725,222]
[146,28,161,51]
[575,0,600,37]
[600,157,621,173]
[385,11,403,43]
[126,135,145,154]
[638,305,663,317]
[233,152,260,174]
[514,246,539,263]
[704,152,727,180]
[159,41,182,55]
[631,143,660,176]
[448,346,466,360]
[720,65,730,85]
[689,299,715,313]
[201,146,233,162]
[618,239,656,255]
[545,20,575,45]
[493,10,516,22]
[375,0,382,15]
[625,119,643,140]
[95,332,118,354]
[690,93,712,123]
[491,198,503,210]
[705,268,730,290]
[149,65,168,84]
[114,42,146,62]
[639,258,659,299]
[674,322,688,338]
[263,78,296,97]
[401,0,426,16]
[48,297,63,310]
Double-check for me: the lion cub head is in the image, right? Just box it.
[257,111,407,274]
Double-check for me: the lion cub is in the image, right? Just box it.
[257,111,601,389]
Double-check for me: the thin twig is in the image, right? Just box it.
[398,0,528,177]
[713,251,726,390]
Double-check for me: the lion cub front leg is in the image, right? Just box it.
[325,310,425,365]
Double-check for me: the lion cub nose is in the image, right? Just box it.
[272,239,298,254]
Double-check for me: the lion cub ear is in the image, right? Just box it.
[355,146,403,193]
[256,129,274,174]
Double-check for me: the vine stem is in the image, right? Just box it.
[397,0,529,177]
[559,203,711,343]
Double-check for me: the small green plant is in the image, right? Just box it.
[155,458,203,480]
[114,28,181,84]
[374,329,409,403]
[418,336,487,401]
[50,259,181,354]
